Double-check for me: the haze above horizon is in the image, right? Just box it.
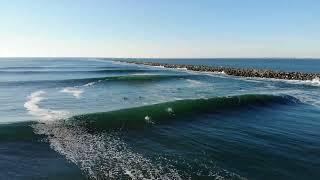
[0,0,319,58]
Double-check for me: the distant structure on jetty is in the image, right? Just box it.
[119,60,320,81]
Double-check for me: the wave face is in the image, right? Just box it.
[71,94,300,130]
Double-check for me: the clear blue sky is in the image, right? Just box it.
[0,0,319,58]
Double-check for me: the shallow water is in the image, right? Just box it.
[0,58,319,179]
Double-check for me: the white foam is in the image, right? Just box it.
[189,69,319,88]
[186,79,204,87]
[279,90,320,107]
[60,87,83,98]
[32,122,181,179]
[296,95,320,107]
[83,79,103,87]
[305,77,320,86]
[217,73,320,88]
[110,60,139,67]
[171,66,226,75]
[202,71,226,76]
[253,88,320,108]
[143,64,165,69]
[83,81,96,87]
[262,76,320,87]
[175,67,188,71]
[24,91,69,122]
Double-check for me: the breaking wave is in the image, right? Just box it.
[71,94,300,130]
[23,90,182,179]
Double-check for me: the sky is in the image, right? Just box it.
[0,0,320,58]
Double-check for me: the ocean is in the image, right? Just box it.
[0,58,319,179]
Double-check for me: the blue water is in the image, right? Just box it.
[0,58,319,179]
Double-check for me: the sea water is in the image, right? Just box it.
[0,58,319,179]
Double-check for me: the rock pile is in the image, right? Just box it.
[119,60,320,81]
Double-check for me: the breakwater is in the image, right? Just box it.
[118,60,320,81]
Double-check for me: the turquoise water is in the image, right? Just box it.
[0,58,319,179]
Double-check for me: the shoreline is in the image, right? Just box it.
[117,60,320,81]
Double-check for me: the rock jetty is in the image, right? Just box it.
[118,60,320,81]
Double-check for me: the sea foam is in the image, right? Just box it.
[24,91,69,122]
[60,87,83,98]
[83,81,97,87]
[305,77,320,86]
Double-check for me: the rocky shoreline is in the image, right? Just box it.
[118,60,320,81]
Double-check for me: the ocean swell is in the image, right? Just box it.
[2,74,189,87]
[71,94,300,130]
